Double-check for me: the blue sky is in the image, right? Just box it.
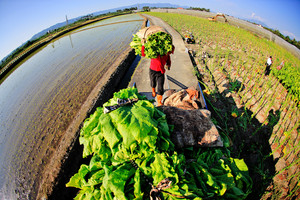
[0,0,299,61]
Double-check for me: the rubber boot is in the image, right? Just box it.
[157,95,163,106]
[152,87,156,97]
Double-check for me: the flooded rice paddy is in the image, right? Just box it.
[0,14,143,199]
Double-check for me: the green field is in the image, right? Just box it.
[147,12,300,199]
[148,12,300,104]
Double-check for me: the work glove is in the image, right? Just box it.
[141,38,146,45]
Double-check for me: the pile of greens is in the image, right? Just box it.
[66,87,252,200]
[130,31,173,59]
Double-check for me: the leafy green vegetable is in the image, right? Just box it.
[130,34,142,56]
[102,163,135,200]
[130,31,173,59]
[272,61,300,103]
[67,87,252,199]
[66,164,89,189]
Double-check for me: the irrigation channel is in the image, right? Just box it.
[0,14,144,199]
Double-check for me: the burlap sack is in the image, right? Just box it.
[163,88,200,110]
[160,106,223,148]
[136,25,168,40]
[161,89,224,148]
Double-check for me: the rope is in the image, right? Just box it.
[104,98,138,114]
[130,159,188,200]
[143,27,151,40]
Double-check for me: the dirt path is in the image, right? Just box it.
[129,14,199,102]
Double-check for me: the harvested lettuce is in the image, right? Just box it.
[67,87,252,199]
[130,31,173,59]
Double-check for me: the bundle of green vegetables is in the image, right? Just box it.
[66,87,252,200]
[130,31,173,59]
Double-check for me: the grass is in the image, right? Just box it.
[146,11,300,199]
[148,12,300,105]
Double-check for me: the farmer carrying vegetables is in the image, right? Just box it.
[130,25,175,106]
[141,39,175,106]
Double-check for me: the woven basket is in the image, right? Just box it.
[136,25,169,40]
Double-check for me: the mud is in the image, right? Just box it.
[35,47,136,200]
[39,17,148,200]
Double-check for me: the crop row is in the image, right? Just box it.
[146,12,300,199]
[148,12,300,105]
[202,52,300,199]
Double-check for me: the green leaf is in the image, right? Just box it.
[232,158,249,172]
[99,185,114,200]
[81,107,102,137]
[74,187,94,200]
[79,135,93,158]
[89,154,103,171]
[87,169,105,187]
[103,163,135,200]
[150,153,178,185]
[100,113,122,149]
[66,164,89,189]
[227,158,252,196]
[130,31,173,58]
[228,186,245,198]
[67,87,253,199]
[133,169,143,200]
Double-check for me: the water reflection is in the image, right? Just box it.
[68,34,74,48]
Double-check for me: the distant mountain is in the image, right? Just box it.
[29,18,79,41]
[92,3,188,16]
[241,18,270,29]
[30,3,186,41]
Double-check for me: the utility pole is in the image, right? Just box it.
[66,15,69,26]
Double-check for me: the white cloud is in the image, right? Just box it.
[282,30,297,40]
[251,12,265,22]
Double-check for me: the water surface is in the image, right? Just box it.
[0,14,143,199]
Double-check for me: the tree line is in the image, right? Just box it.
[0,10,134,72]
[188,7,210,12]
[265,28,300,49]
